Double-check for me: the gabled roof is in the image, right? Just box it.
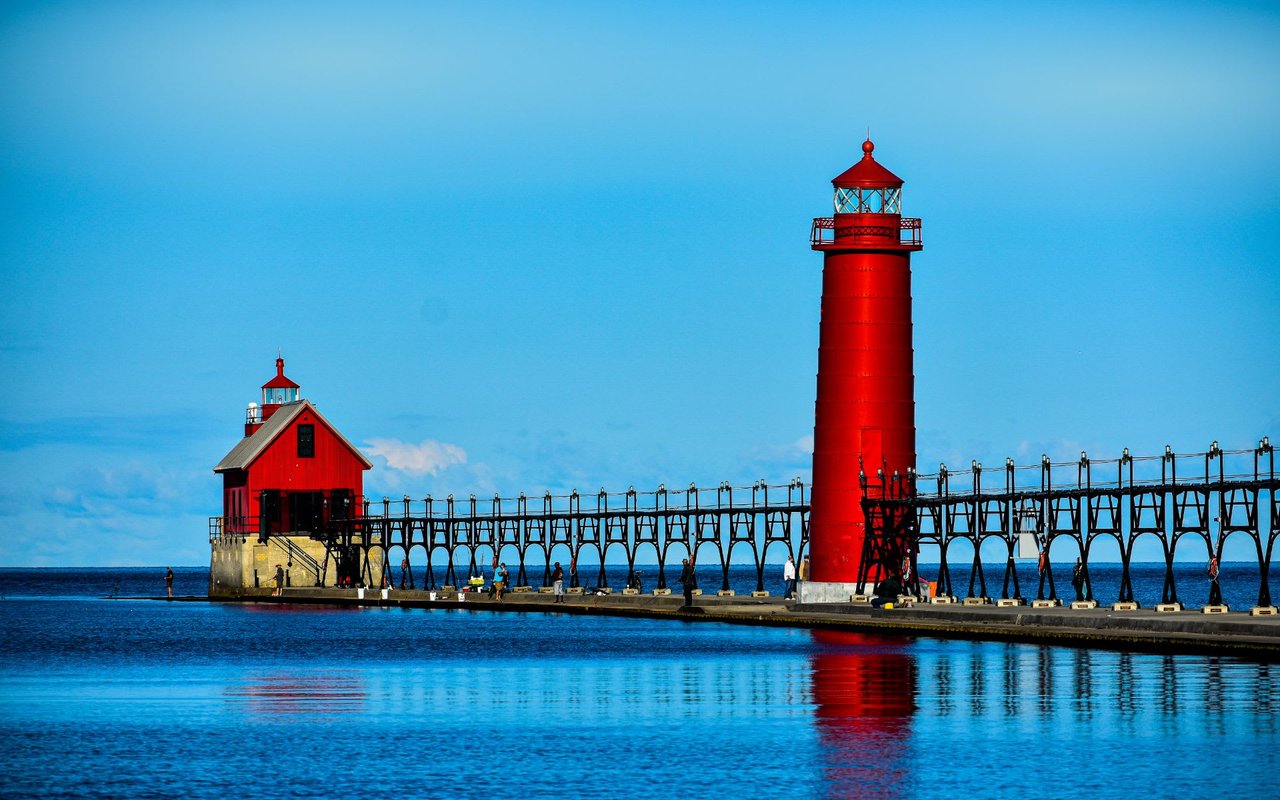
[212,400,373,473]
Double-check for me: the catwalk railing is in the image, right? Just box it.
[320,481,811,593]
[859,439,1278,608]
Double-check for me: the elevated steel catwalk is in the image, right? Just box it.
[321,481,810,593]
[860,441,1278,608]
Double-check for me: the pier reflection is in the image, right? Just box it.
[808,631,915,799]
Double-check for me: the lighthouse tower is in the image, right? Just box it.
[805,139,922,597]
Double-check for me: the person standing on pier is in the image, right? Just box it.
[274,564,285,597]
[1071,558,1085,602]
[552,561,565,604]
[164,567,174,598]
[400,556,410,590]
[783,556,796,600]
[494,562,508,601]
[679,558,695,608]
[1207,554,1222,606]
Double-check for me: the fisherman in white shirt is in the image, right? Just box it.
[783,556,797,600]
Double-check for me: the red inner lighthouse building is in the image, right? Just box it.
[805,140,922,597]
[210,358,372,593]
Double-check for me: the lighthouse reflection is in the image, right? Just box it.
[808,630,915,799]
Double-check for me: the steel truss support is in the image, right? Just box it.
[863,441,1277,606]
[317,480,810,595]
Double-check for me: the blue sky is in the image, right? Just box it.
[1,1,1277,566]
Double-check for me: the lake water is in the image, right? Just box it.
[0,568,1276,799]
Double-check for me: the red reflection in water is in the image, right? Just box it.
[226,674,367,718]
[810,630,915,799]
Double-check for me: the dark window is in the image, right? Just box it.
[261,490,282,536]
[297,424,315,458]
[288,492,325,533]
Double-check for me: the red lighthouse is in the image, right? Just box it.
[806,140,922,593]
[210,357,372,594]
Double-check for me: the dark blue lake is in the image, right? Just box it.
[0,567,1276,800]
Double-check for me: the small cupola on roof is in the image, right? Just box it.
[832,139,904,215]
[261,356,300,414]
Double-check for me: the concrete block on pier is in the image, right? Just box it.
[751,590,770,598]
[930,595,957,604]
[1202,604,1229,614]
[996,598,1022,608]
[441,585,456,592]
[717,589,735,597]
[691,589,703,596]
[1031,599,1060,609]
[1070,600,1098,609]
[1250,606,1278,616]
[1155,602,1183,613]
[596,587,613,595]
[567,587,584,594]
[512,586,533,593]
[652,588,672,596]
[851,594,873,604]
[895,595,918,606]
[538,587,554,594]
[1112,601,1139,611]
[962,597,989,606]
[622,588,640,595]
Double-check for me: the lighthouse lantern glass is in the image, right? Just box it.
[263,386,298,405]
[834,187,901,214]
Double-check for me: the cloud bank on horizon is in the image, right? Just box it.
[1,1,1277,566]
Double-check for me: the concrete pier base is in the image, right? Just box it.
[996,598,1022,608]
[210,589,1280,660]
[797,581,867,604]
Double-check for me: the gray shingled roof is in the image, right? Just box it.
[212,400,372,473]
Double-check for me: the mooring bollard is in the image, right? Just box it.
[996,598,1022,607]
[1155,602,1183,613]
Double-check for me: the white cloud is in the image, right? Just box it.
[364,438,467,476]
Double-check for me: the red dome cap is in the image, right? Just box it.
[831,139,904,189]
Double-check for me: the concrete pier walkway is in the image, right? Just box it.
[203,589,1280,660]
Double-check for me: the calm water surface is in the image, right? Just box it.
[0,568,1276,800]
